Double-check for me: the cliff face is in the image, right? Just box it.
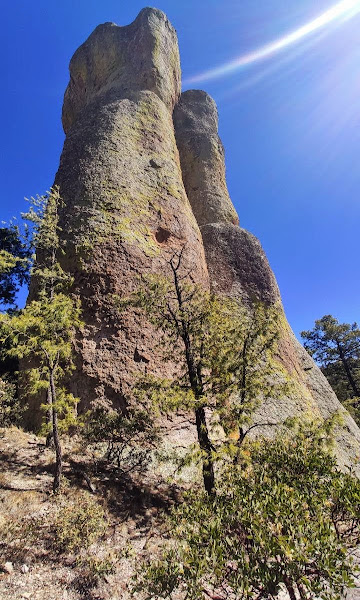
[29,9,208,424]
[25,8,360,467]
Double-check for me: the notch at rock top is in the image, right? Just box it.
[62,7,181,133]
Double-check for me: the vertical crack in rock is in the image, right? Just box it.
[174,89,360,471]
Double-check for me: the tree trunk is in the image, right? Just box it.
[337,343,360,397]
[45,386,53,447]
[195,405,215,495]
[49,369,62,493]
[283,578,297,600]
[171,254,215,494]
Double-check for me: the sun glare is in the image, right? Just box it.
[185,0,360,84]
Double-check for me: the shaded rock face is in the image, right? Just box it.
[25,8,360,470]
[200,223,280,306]
[174,89,360,471]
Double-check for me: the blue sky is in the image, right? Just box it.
[1,0,359,337]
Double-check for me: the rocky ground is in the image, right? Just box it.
[0,426,182,600]
[2,425,360,600]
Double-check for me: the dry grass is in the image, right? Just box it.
[0,426,176,600]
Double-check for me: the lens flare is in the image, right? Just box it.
[185,0,360,85]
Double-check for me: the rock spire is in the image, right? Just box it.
[25,8,208,427]
[174,87,360,470]
[25,8,360,470]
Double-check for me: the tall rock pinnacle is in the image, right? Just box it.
[24,8,360,470]
[173,90,239,227]
[174,90,280,306]
[25,8,208,427]
[174,89,360,470]
[62,8,181,132]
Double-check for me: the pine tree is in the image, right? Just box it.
[0,188,82,492]
[119,249,289,494]
[0,223,31,308]
[301,315,360,404]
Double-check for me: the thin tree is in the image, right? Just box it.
[120,248,288,494]
[301,315,360,401]
[0,188,82,492]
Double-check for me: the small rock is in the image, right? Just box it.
[21,593,32,599]
[21,564,29,574]
[2,561,14,574]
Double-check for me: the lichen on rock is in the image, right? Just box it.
[173,86,360,473]
[23,8,360,475]
[24,8,208,426]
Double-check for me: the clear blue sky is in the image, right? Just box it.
[1,0,359,337]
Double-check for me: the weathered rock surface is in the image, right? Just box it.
[19,8,360,598]
[25,8,208,427]
[174,89,360,471]
[173,90,239,227]
[62,8,181,132]
[201,223,280,305]
[24,7,360,471]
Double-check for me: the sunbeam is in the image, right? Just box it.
[184,0,360,84]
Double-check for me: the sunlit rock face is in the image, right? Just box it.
[173,90,239,227]
[24,8,209,428]
[174,88,360,471]
[24,8,360,472]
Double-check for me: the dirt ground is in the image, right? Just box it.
[0,426,182,600]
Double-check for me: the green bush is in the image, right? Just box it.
[80,553,117,585]
[54,493,107,554]
[0,377,24,428]
[135,417,360,600]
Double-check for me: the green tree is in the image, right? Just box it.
[120,250,288,495]
[0,188,82,492]
[301,315,360,403]
[0,223,31,308]
[83,403,159,475]
[135,416,360,600]
[0,222,32,426]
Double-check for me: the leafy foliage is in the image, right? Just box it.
[83,403,159,475]
[0,188,82,492]
[0,224,31,308]
[301,315,360,407]
[54,492,107,554]
[0,377,24,428]
[118,250,289,493]
[135,417,360,600]
[22,187,70,296]
[0,292,81,426]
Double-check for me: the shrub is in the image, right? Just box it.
[83,405,159,475]
[135,417,360,600]
[0,377,24,428]
[54,492,107,554]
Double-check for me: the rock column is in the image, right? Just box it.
[174,89,360,470]
[26,10,209,426]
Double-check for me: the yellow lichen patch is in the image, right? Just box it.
[85,183,161,257]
